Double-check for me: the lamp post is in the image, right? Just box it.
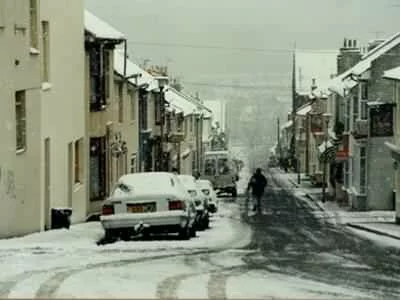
[322,112,332,203]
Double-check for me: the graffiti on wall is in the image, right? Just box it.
[0,166,16,200]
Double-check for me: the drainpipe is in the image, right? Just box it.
[123,39,127,78]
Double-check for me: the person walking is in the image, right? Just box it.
[246,168,268,213]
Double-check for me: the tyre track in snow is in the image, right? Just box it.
[156,249,253,299]
[33,208,251,299]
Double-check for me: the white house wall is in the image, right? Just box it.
[0,0,42,237]
[40,0,87,223]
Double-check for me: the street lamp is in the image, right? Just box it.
[322,112,332,203]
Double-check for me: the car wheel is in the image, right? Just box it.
[232,188,238,197]
[190,226,196,238]
[120,229,132,241]
[179,224,191,240]
[204,217,210,229]
[104,229,118,242]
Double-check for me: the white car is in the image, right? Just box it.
[178,175,210,230]
[196,179,218,214]
[100,172,197,240]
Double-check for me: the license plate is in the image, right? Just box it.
[127,202,156,213]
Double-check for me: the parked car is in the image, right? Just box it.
[100,172,197,241]
[178,174,210,230]
[196,179,218,214]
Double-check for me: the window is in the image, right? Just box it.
[89,46,106,111]
[190,115,193,132]
[344,96,351,132]
[360,99,368,120]
[29,0,38,48]
[205,159,216,176]
[155,93,162,124]
[103,51,110,100]
[74,139,83,183]
[0,0,5,28]
[361,83,368,100]
[15,90,26,151]
[352,95,358,124]
[184,118,188,135]
[118,82,123,123]
[360,83,368,120]
[360,146,367,194]
[41,21,50,82]
[139,93,148,130]
[217,158,230,175]
[177,114,184,131]
[166,113,172,132]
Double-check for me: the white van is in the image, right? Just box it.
[201,150,239,197]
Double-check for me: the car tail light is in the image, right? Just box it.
[169,200,185,210]
[102,205,114,215]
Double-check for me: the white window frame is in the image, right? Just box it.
[15,90,27,152]
[360,83,368,120]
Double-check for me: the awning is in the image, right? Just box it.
[181,148,192,159]
[328,77,357,97]
[296,104,312,116]
[164,87,199,117]
[383,66,400,81]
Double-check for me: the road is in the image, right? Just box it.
[1,169,400,299]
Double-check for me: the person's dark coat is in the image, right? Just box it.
[247,169,267,197]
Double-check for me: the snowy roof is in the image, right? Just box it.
[84,10,125,41]
[383,66,400,81]
[296,103,312,116]
[329,32,400,95]
[114,50,159,91]
[114,172,182,196]
[164,87,200,116]
[295,50,339,95]
[281,120,293,130]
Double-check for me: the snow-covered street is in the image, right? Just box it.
[2,168,400,299]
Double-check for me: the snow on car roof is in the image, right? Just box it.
[178,175,197,189]
[117,172,181,195]
[196,179,213,188]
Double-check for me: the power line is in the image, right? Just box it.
[128,41,339,54]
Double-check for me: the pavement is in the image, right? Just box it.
[271,168,400,241]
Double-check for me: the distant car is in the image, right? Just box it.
[196,179,218,214]
[178,175,210,230]
[100,172,197,241]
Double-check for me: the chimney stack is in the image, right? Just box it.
[337,37,362,75]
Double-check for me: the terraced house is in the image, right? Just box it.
[329,33,400,211]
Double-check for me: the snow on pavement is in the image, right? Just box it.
[226,271,372,299]
[347,227,400,250]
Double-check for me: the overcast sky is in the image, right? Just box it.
[85,0,400,146]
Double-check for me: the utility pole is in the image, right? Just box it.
[277,117,281,165]
[291,43,301,184]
